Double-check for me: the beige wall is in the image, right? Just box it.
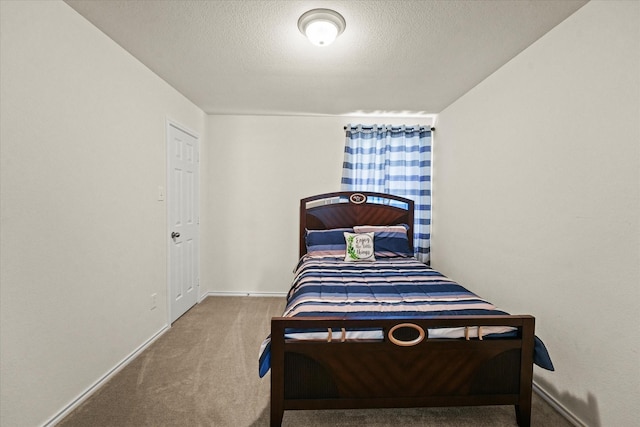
[432,1,639,426]
[0,2,205,426]
[201,114,428,294]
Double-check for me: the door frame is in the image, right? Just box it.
[166,119,200,325]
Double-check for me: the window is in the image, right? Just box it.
[341,124,432,263]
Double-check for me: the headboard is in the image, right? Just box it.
[299,192,414,258]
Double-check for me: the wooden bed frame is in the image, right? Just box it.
[270,192,535,426]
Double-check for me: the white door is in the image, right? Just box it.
[167,122,199,323]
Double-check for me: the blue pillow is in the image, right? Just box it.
[353,224,413,258]
[305,228,353,257]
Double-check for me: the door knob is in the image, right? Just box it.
[171,232,180,239]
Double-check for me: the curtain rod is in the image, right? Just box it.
[344,125,435,131]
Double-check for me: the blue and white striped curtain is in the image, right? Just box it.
[341,124,432,263]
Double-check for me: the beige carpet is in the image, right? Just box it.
[59,296,570,427]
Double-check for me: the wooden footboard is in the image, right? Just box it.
[270,315,535,427]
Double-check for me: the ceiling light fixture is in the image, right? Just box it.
[298,8,346,47]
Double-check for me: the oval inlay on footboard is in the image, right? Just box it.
[388,323,427,346]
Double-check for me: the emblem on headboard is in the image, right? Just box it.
[349,193,367,204]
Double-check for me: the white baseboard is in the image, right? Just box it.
[43,324,170,427]
[533,381,586,427]
[200,291,287,302]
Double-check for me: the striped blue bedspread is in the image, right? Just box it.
[258,256,553,377]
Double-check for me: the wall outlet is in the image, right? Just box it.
[150,293,157,310]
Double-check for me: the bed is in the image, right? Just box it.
[260,191,553,427]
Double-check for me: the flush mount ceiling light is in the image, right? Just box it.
[298,8,346,47]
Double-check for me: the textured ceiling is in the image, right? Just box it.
[64,0,587,117]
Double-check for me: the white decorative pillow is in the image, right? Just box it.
[343,232,376,262]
